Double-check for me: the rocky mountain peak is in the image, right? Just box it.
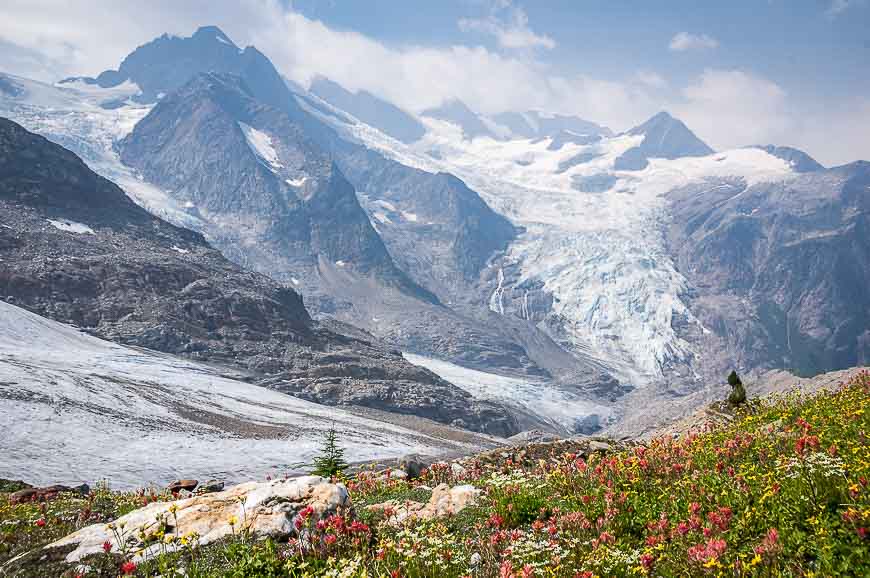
[615,111,714,170]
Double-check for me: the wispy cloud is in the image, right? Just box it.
[668,32,719,52]
[825,0,857,18]
[672,68,789,149]
[458,2,555,50]
[634,70,668,89]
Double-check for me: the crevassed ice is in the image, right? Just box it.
[308,98,795,386]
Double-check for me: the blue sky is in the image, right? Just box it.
[0,0,867,164]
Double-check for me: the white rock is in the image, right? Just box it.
[366,483,481,525]
[47,476,349,563]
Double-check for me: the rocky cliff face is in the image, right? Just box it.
[0,117,517,436]
[118,72,432,302]
[666,161,870,377]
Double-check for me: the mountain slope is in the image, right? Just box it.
[309,76,425,144]
[90,27,562,380]
[666,160,870,377]
[118,72,433,302]
[0,116,516,435]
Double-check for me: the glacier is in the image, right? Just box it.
[0,302,489,488]
[299,93,797,387]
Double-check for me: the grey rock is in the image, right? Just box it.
[588,440,613,452]
[665,161,870,378]
[750,145,824,173]
[199,480,225,494]
[398,454,432,479]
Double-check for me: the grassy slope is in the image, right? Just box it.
[2,372,868,577]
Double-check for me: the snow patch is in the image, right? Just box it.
[170,245,189,254]
[285,176,307,187]
[47,219,94,234]
[239,122,284,172]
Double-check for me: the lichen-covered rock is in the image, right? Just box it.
[366,483,481,525]
[46,476,349,563]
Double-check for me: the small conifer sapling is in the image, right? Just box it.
[311,426,348,478]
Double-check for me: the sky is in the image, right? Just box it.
[0,0,868,165]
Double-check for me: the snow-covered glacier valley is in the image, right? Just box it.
[0,72,799,439]
[315,104,798,389]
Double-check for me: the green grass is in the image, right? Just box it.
[2,372,868,577]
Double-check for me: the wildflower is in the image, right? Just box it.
[687,538,727,564]
[120,560,137,574]
[35,518,46,527]
[641,553,655,569]
[102,540,112,553]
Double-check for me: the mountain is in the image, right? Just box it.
[0,116,516,435]
[72,25,293,114]
[421,99,497,140]
[491,110,613,148]
[118,72,434,303]
[614,111,714,170]
[309,76,425,144]
[751,145,825,172]
[666,160,870,377]
[87,27,568,382]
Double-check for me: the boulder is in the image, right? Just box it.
[198,480,225,494]
[588,440,613,453]
[9,484,88,504]
[366,483,481,525]
[398,454,431,479]
[167,479,198,494]
[46,476,350,563]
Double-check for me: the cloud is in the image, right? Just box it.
[668,32,719,52]
[671,69,790,150]
[826,0,855,17]
[634,70,668,89]
[0,1,866,164]
[458,3,555,50]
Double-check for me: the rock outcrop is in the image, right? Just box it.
[366,483,481,525]
[47,476,349,563]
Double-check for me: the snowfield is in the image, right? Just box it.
[0,302,488,488]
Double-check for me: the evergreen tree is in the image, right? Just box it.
[311,426,348,478]
[727,370,746,406]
